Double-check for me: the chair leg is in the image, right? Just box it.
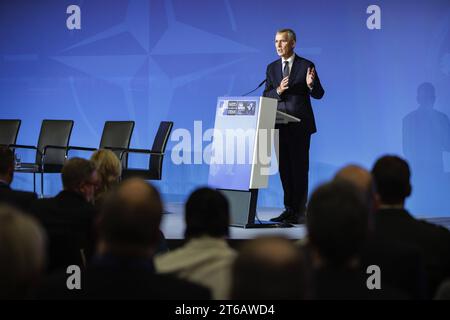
[40,172,44,198]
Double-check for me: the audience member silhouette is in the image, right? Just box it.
[334,164,375,218]
[90,149,169,254]
[0,205,46,299]
[231,236,308,300]
[36,178,210,299]
[334,164,427,299]
[155,187,236,299]
[306,180,405,299]
[31,158,99,273]
[372,155,450,298]
[434,278,450,300]
[0,147,37,212]
[90,149,121,206]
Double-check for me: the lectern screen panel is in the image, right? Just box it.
[208,97,260,191]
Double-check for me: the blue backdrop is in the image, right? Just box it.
[1,0,450,217]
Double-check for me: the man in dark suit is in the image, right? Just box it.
[306,180,406,299]
[36,178,210,300]
[0,147,37,212]
[372,155,450,298]
[263,28,324,224]
[31,157,99,273]
[334,165,427,299]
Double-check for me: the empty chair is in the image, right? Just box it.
[10,120,74,196]
[68,121,135,168]
[0,119,21,147]
[119,121,173,181]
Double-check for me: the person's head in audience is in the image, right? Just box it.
[96,178,162,258]
[334,164,376,231]
[0,205,46,299]
[307,180,369,269]
[231,236,307,300]
[434,279,450,300]
[90,149,121,201]
[334,165,373,200]
[371,155,412,208]
[61,157,98,204]
[184,187,229,240]
[0,147,15,185]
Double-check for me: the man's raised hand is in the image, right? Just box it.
[306,67,315,90]
[278,76,289,95]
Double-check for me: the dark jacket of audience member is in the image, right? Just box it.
[0,147,37,212]
[372,155,450,298]
[360,238,427,299]
[306,180,407,299]
[36,179,210,300]
[333,164,428,299]
[31,158,98,273]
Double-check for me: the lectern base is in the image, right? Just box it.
[218,188,294,228]
[238,221,294,229]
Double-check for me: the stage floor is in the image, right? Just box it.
[161,203,450,240]
[161,203,306,240]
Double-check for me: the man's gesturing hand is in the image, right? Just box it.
[306,67,315,90]
[277,76,289,95]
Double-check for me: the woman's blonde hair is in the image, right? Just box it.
[90,149,122,196]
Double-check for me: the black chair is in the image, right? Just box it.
[67,121,135,168]
[0,119,21,146]
[118,121,173,180]
[10,120,74,196]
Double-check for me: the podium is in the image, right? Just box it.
[208,96,300,228]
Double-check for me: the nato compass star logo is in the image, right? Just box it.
[52,0,257,146]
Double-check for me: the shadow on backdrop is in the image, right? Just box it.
[402,82,450,216]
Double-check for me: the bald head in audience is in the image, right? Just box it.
[307,180,369,268]
[334,165,376,229]
[334,165,373,195]
[231,236,307,300]
[97,178,163,257]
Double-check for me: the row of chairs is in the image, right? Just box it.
[0,119,173,196]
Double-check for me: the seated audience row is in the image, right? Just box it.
[0,145,449,300]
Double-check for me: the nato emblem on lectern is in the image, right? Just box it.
[222,100,256,116]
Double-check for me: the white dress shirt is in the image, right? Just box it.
[281,53,295,76]
[277,53,295,95]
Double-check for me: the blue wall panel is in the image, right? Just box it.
[1,0,450,216]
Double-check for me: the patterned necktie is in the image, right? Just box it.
[283,60,289,78]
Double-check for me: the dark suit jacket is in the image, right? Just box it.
[31,190,97,273]
[313,266,407,300]
[263,54,324,133]
[373,208,450,297]
[361,237,427,299]
[0,182,37,213]
[35,255,211,300]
